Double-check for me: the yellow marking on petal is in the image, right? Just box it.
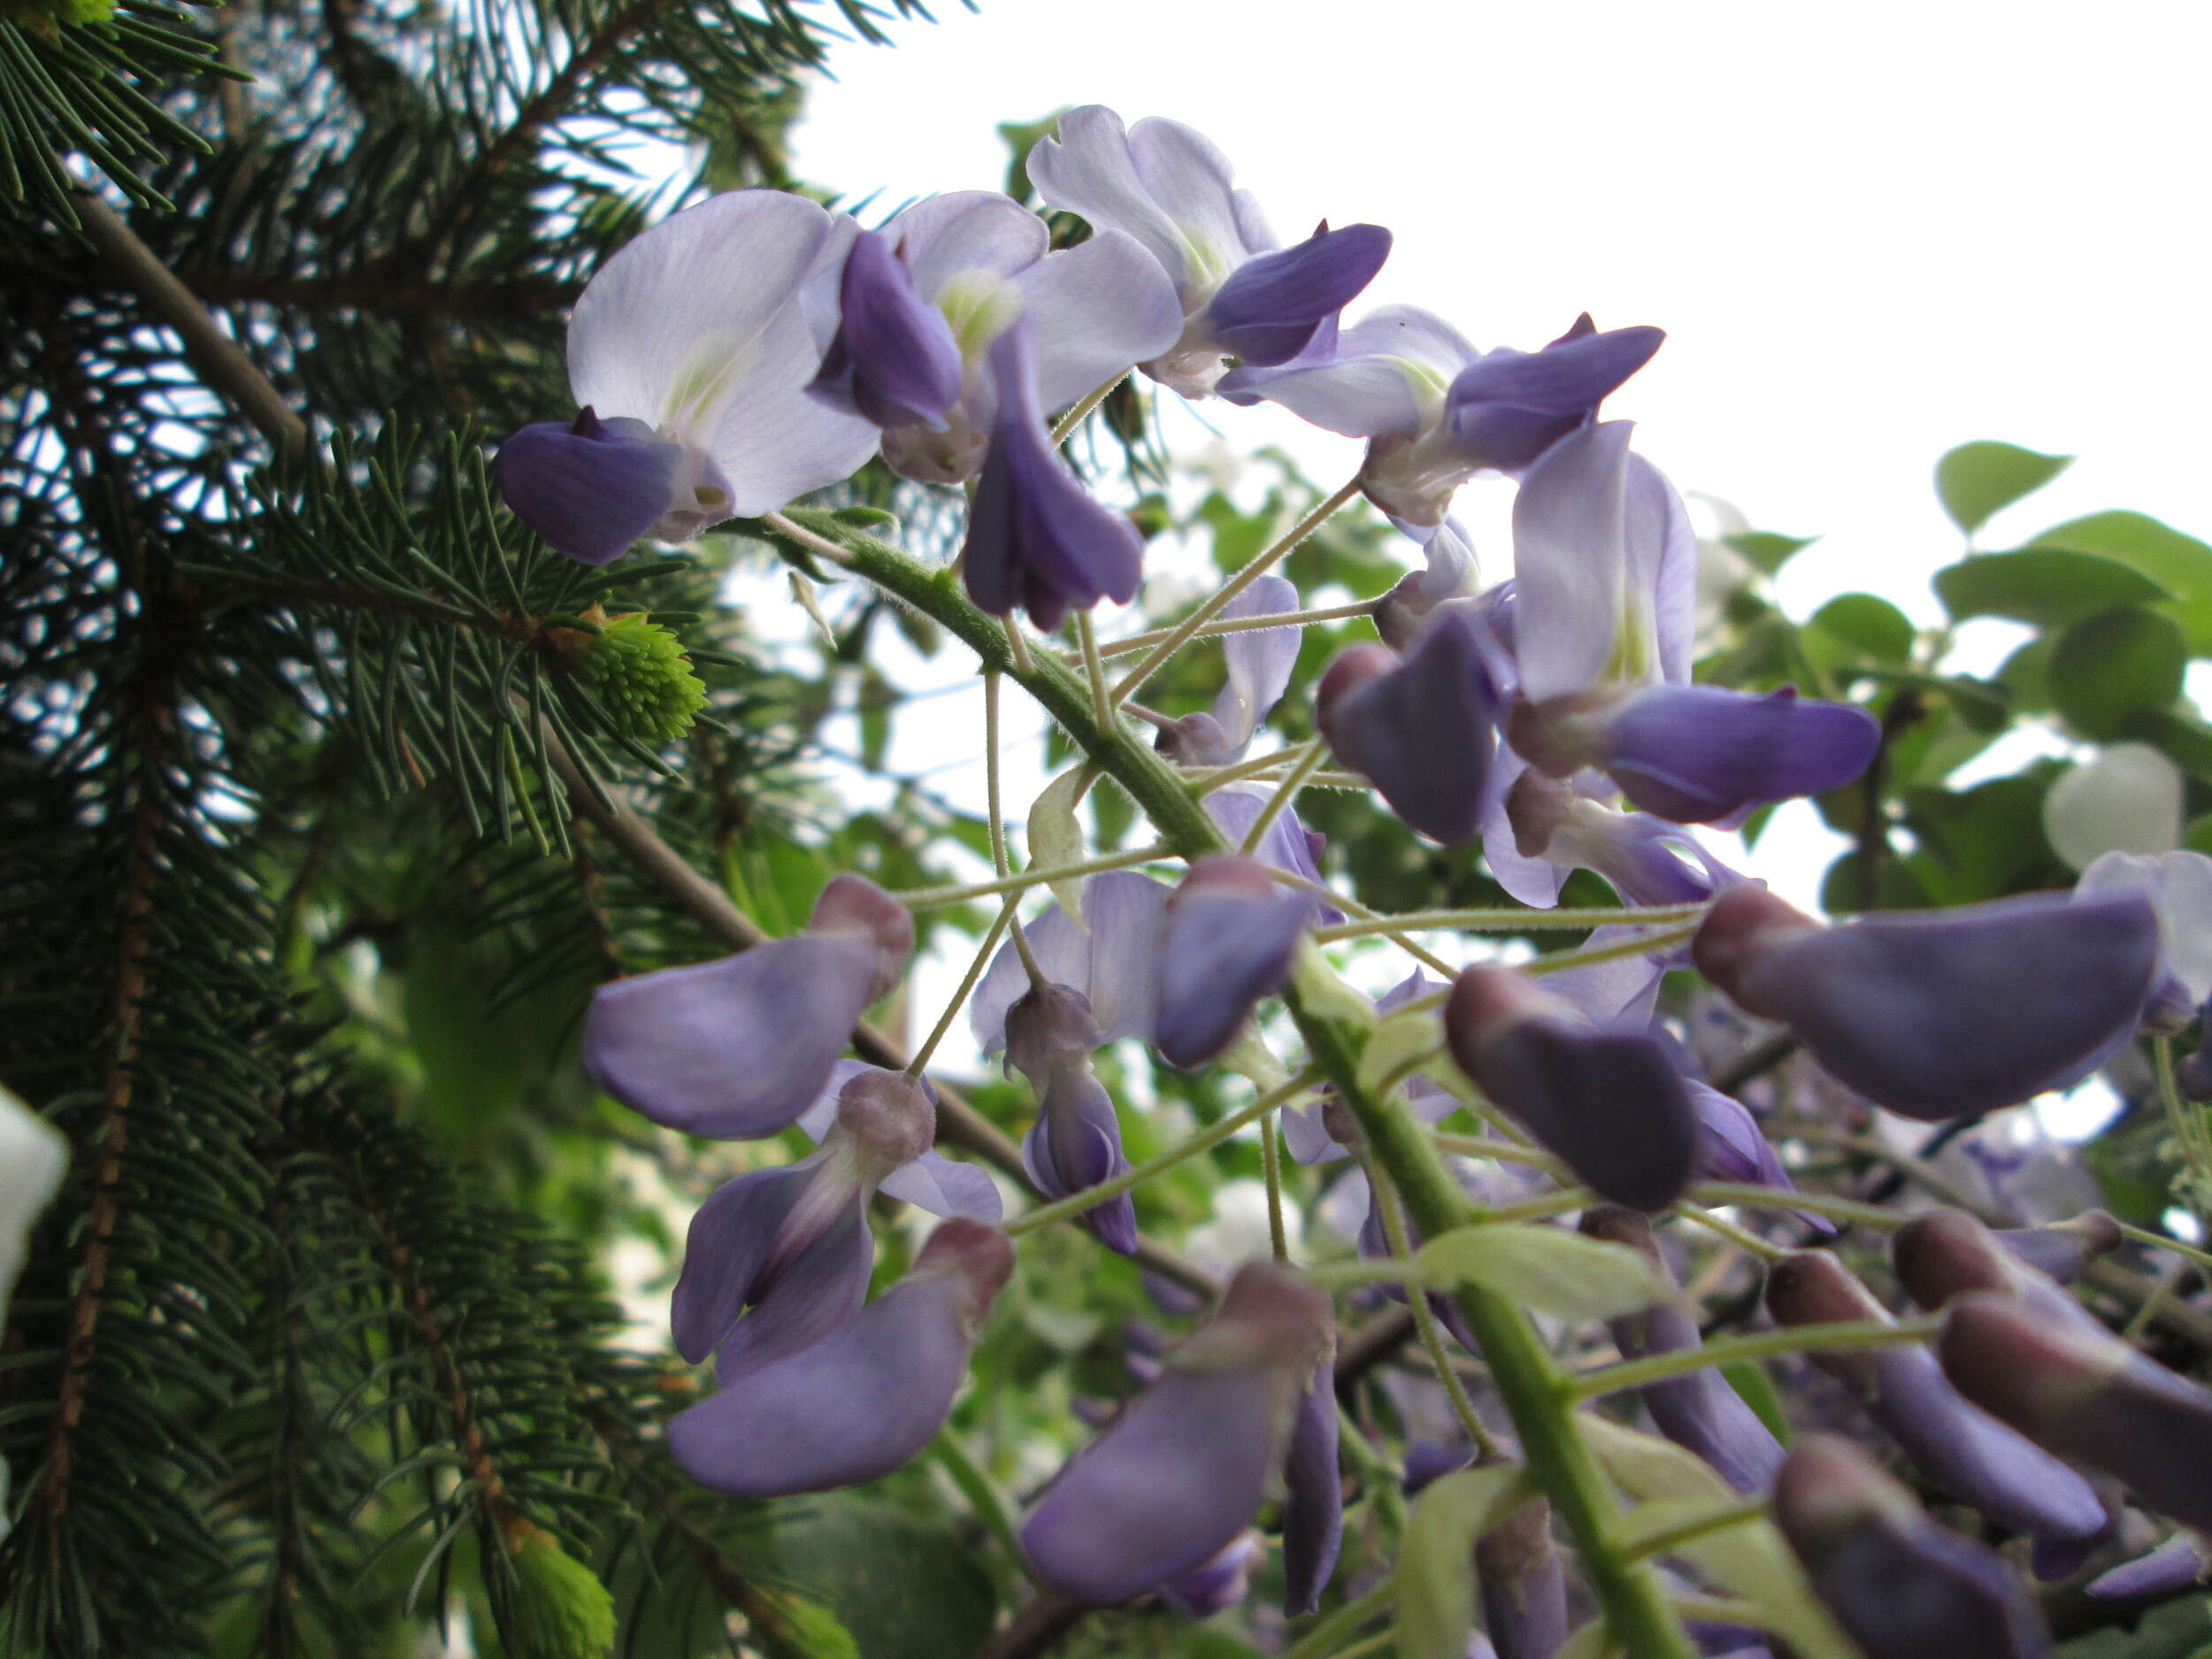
[934,272,1027,363]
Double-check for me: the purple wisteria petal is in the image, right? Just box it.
[668,1163,818,1364]
[1993,1211,2123,1285]
[1017,227,1185,413]
[1022,1067,1138,1255]
[807,872,916,1002]
[565,189,879,516]
[1694,886,2162,1121]
[808,228,964,431]
[1022,1263,1333,1606]
[1153,857,1310,1067]
[1281,1370,1343,1615]
[1444,318,1663,472]
[1942,1290,2212,1532]
[1201,787,1341,926]
[1892,1208,2109,1328]
[708,1201,872,1380]
[887,189,1050,295]
[1445,967,1699,1211]
[1593,684,1882,824]
[2078,849,2212,1026]
[1583,1209,1786,1493]
[1766,1253,2108,1545]
[879,1153,1003,1220]
[1317,610,1497,845]
[1626,452,1701,686]
[1219,305,1479,440]
[494,412,688,565]
[1207,222,1392,366]
[2086,1532,2207,1599]
[962,319,1144,632]
[1376,518,1480,649]
[667,1219,1012,1500]
[1476,1492,1571,1659]
[1156,1532,1264,1617]
[1509,420,1639,704]
[1210,574,1303,757]
[970,872,1171,1053]
[1772,1434,2054,1659]
[581,937,878,1137]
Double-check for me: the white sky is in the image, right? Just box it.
[769,0,2212,1081]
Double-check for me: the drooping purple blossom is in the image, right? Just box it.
[496,190,878,564]
[1694,884,2162,1120]
[1153,856,1310,1067]
[1154,574,1303,767]
[667,1217,1013,1500]
[1581,1207,1786,1493]
[1317,607,1498,845]
[1941,1290,2212,1533]
[1764,1251,2108,1548]
[1444,312,1665,473]
[1280,1371,1343,1616]
[1200,786,1342,928]
[1475,1484,1570,1659]
[1443,965,1701,1211]
[1771,1433,2054,1659]
[1006,984,1137,1254]
[1022,1260,1334,1606]
[2086,1532,2208,1600]
[962,318,1148,631]
[2075,849,2212,1033]
[1156,1532,1264,1617]
[582,872,912,1138]
[1026,107,1390,397]
[970,870,1171,1056]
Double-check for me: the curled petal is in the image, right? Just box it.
[495,413,687,565]
[1376,517,1481,650]
[709,1200,872,1380]
[1694,886,2162,1121]
[1281,1369,1344,1615]
[2086,1532,2208,1599]
[1445,968,1699,1211]
[1207,574,1304,759]
[1219,305,1476,439]
[809,228,964,431]
[879,1152,1003,1221]
[1942,1290,2212,1532]
[668,1164,818,1363]
[1153,857,1310,1067]
[1589,684,1882,824]
[2078,848,2212,1018]
[1028,107,1253,303]
[582,938,878,1137]
[1206,222,1392,366]
[1509,420,1638,704]
[1023,1065,1138,1255]
[1317,610,1498,844]
[962,319,1144,631]
[1766,1254,2107,1544]
[1445,319,1663,472]
[1772,1433,2054,1659]
[667,1219,1012,1499]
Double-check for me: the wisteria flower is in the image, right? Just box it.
[1028,106,1391,398]
[1005,983,1138,1253]
[496,190,879,565]
[2075,848,2212,1032]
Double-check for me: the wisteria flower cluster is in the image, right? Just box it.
[500,105,2212,1659]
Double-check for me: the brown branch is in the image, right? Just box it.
[972,1590,1083,1659]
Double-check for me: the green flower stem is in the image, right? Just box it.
[892,841,1178,910]
[1002,1067,1324,1239]
[1240,739,1327,854]
[1567,1315,1944,1403]
[1686,1182,1903,1230]
[1284,1580,1395,1659]
[907,893,1020,1079]
[1432,1133,1568,1174]
[1362,1153,1503,1459]
[1261,1110,1290,1261]
[1048,372,1127,445]
[1311,901,1708,942]
[775,512,1701,1659]
[1616,1494,1770,1563]
[1094,597,1381,661]
[2154,1035,2212,1222]
[930,1429,1025,1567]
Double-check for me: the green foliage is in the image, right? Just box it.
[2048,606,2185,741]
[1933,438,2071,535]
[580,613,710,743]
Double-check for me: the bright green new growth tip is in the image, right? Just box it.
[583,613,707,741]
[507,1519,617,1659]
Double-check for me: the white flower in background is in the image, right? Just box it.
[2044,741,2185,872]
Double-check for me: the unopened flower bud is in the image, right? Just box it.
[1152,857,1308,1067]
[1317,607,1497,845]
[834,1068,934,1173]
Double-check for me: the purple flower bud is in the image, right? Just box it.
[807,228,965,431]
[1694,885,2162,1121]
[1941,1290,2212,1532]
[1511,684,1880,826]
[495,409,699,566]
[2086,1531,2208,1599]
[1581,1208,1785,1493]
[1892,1209,2110,1331]
[1443,315,1664,473]
[1013,1021,1139,1255]
[1156,1531,1264,1617]
[1766,1253,2107,1545]
[1444,967,1700,1211]
[666,1218,1012,1500]
[1772,1433,2053,1659]
[1317,608,1498,845]
[1023,1261,1333,1606]
[962,317,1145,632]
[1475,1483,1569,1659]
[1995,1211,2124,1285]
[971,872,1171,1055]
[1281,1368,1343,1615]
[1206,221,1393,367]
[1152,857,1310,1067]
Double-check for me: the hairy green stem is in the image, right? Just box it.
[1312,901,1708,942]
[772,512,1699,1659]
[893,841,1178,909]
[1569,1315,1943,1402]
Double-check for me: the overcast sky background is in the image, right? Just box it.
[765,1,2209,1102]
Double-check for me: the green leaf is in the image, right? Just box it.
[768,1498,998,1659]
[1805,593,1914,665]
[1412,1225,1676,1320]
[1720,1362,1791,1444]
[2135,710,2212,781]
[2030,511,2212,653]
[1578,1418,1856,1659]
[1934,549,2170,628]
[2048,607,2185,740]
[2057,1592,2212,1659]
[1395,1464,1534,1659]
[1935,441,2072,534]
[1722,531,1816,575]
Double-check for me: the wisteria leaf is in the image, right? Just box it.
[1413,1225,1675,1320]
[1395,1463,1534,1659]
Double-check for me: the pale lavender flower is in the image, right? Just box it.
[1006,984,1137,1254]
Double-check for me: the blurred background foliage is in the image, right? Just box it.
[6,0,2212,1653]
